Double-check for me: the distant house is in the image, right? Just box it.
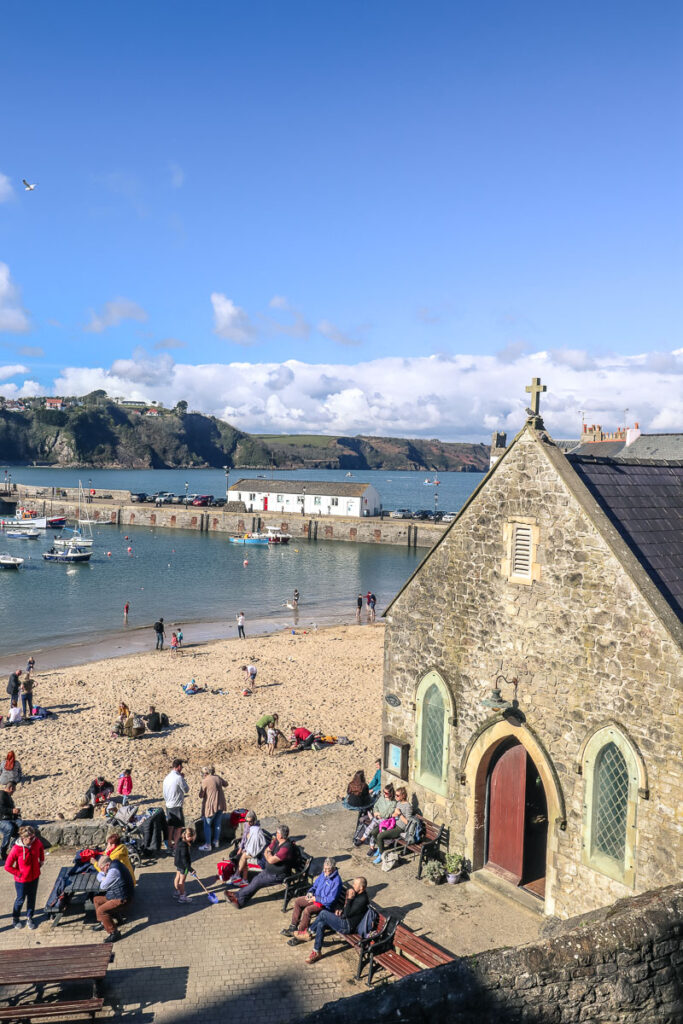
[117,400,148,410]
[229,479,381,517]
[45,397,64,411]
[145,407,161,417]
[4,401,25,411]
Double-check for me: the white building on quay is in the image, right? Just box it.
[229,479,381,517]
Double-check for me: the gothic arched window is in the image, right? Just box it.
[415,671,452,796]
[582,727,640,888]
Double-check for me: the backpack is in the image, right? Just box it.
[381,849,401,872]
[402,816,423,845]
[356,906,379,938]
[289,842,306,874]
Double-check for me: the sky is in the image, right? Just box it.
[1,0,681,440]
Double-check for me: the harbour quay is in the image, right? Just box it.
[7,484,445,548]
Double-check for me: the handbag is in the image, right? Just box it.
[378,817,396,832]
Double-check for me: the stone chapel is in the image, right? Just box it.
[381,383,682,918]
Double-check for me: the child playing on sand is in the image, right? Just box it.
[176,627,183,648]
[8,702,22,725]
[170,632,179,654]
[117,768,133,806]
[173,826,195,903]
[266,724,277,755]
[241,664,257,689]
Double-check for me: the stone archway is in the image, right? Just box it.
[461,718,566,914]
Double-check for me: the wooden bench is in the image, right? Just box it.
[386,816,450,879]
[393,923,455,969]
[337,902,398,982]
[0,944,112,1021]
[0,998,104,1021]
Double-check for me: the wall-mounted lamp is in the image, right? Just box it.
[480,673,520,712]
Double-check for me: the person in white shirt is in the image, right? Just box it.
[236,612,246,639]
[162,758,190,851]
[8,703,22,725]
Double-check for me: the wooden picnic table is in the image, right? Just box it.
[45,868,102,927]
[0,944,112,1021]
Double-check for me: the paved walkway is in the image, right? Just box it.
[0,805,541,1022]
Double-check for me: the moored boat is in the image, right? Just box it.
[43,544,92,563]
[0,553,24,569]
[5,528,40,539]
[266,528,291,545]
[229,533,269,545]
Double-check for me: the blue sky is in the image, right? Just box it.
[1,1,681,439]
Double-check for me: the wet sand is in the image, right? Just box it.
[6,623,385,823]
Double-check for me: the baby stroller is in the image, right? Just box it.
[109,803,146,869]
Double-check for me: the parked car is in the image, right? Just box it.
[412,510,431,520]
[192,494,214,506]
[441,512,456,523]
[390,508,412,519]
[212,497,227,507]
[130,492,147,503]
[170,494,186,504]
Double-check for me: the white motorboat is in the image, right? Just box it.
[52,532,93,550]
[0,553,24,569]
[5,528,40,539]
[43,544,92,563]
[0,513,66,529]
[266,527,291,545]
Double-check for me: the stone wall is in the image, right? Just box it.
[295,883,683,1024]
[382,427,682,918]
[11,488,443,547]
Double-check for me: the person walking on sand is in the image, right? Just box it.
[236,611,246,639]
[25,657,35,678]
[153,617,165,650]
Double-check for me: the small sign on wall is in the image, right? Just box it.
[384,735,410,781]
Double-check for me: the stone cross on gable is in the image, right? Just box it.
[525,377,547,417]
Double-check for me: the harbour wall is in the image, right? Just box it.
[10,486,445,548]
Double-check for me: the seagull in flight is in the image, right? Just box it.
[22,179,37,191]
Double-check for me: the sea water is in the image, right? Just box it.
[0,469,483,665]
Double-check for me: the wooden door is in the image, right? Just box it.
[487,742,526,884]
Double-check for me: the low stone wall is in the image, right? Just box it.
[37,813,236,850]
[11,489,443,547]
[295,883,683,1024]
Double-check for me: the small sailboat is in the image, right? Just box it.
[0,553,24,569]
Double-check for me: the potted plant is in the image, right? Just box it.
[444,851,471,884]
[422,859,446,885]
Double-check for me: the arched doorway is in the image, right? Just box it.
[484,738,548,896]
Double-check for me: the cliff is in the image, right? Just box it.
[0,400,489,471]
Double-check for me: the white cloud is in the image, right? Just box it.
[169,162,185,188]
[48,347,683,440]
[211,293,256,344]
[0,364,28,381]
[0,173,14,203]
[317,319,361,347]
[154,337,187,351]
[84,298,148,333]
[18,346,44,358]
[268,295,310,339]
[0,263,30,333]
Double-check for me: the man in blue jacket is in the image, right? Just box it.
[281,857,341,942]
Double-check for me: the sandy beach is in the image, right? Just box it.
[5,623,385,824]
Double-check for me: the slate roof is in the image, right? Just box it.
[229,478,373,498]
[567,456,683,621]
[614,434,683,461]
[570,440,626,457]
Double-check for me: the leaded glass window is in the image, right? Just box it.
[415,672,451,796]
[593,743,628,863]
[421,684,445,778]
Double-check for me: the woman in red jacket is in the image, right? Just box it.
[4,824,44,930]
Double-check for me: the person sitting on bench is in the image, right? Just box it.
[228,810,266,884]
[227,824,294,908]
[282,856,341,941]
[356,782,396,849]
[371,787,412,864]
[304,876,369,964]
[92,855,135,943]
